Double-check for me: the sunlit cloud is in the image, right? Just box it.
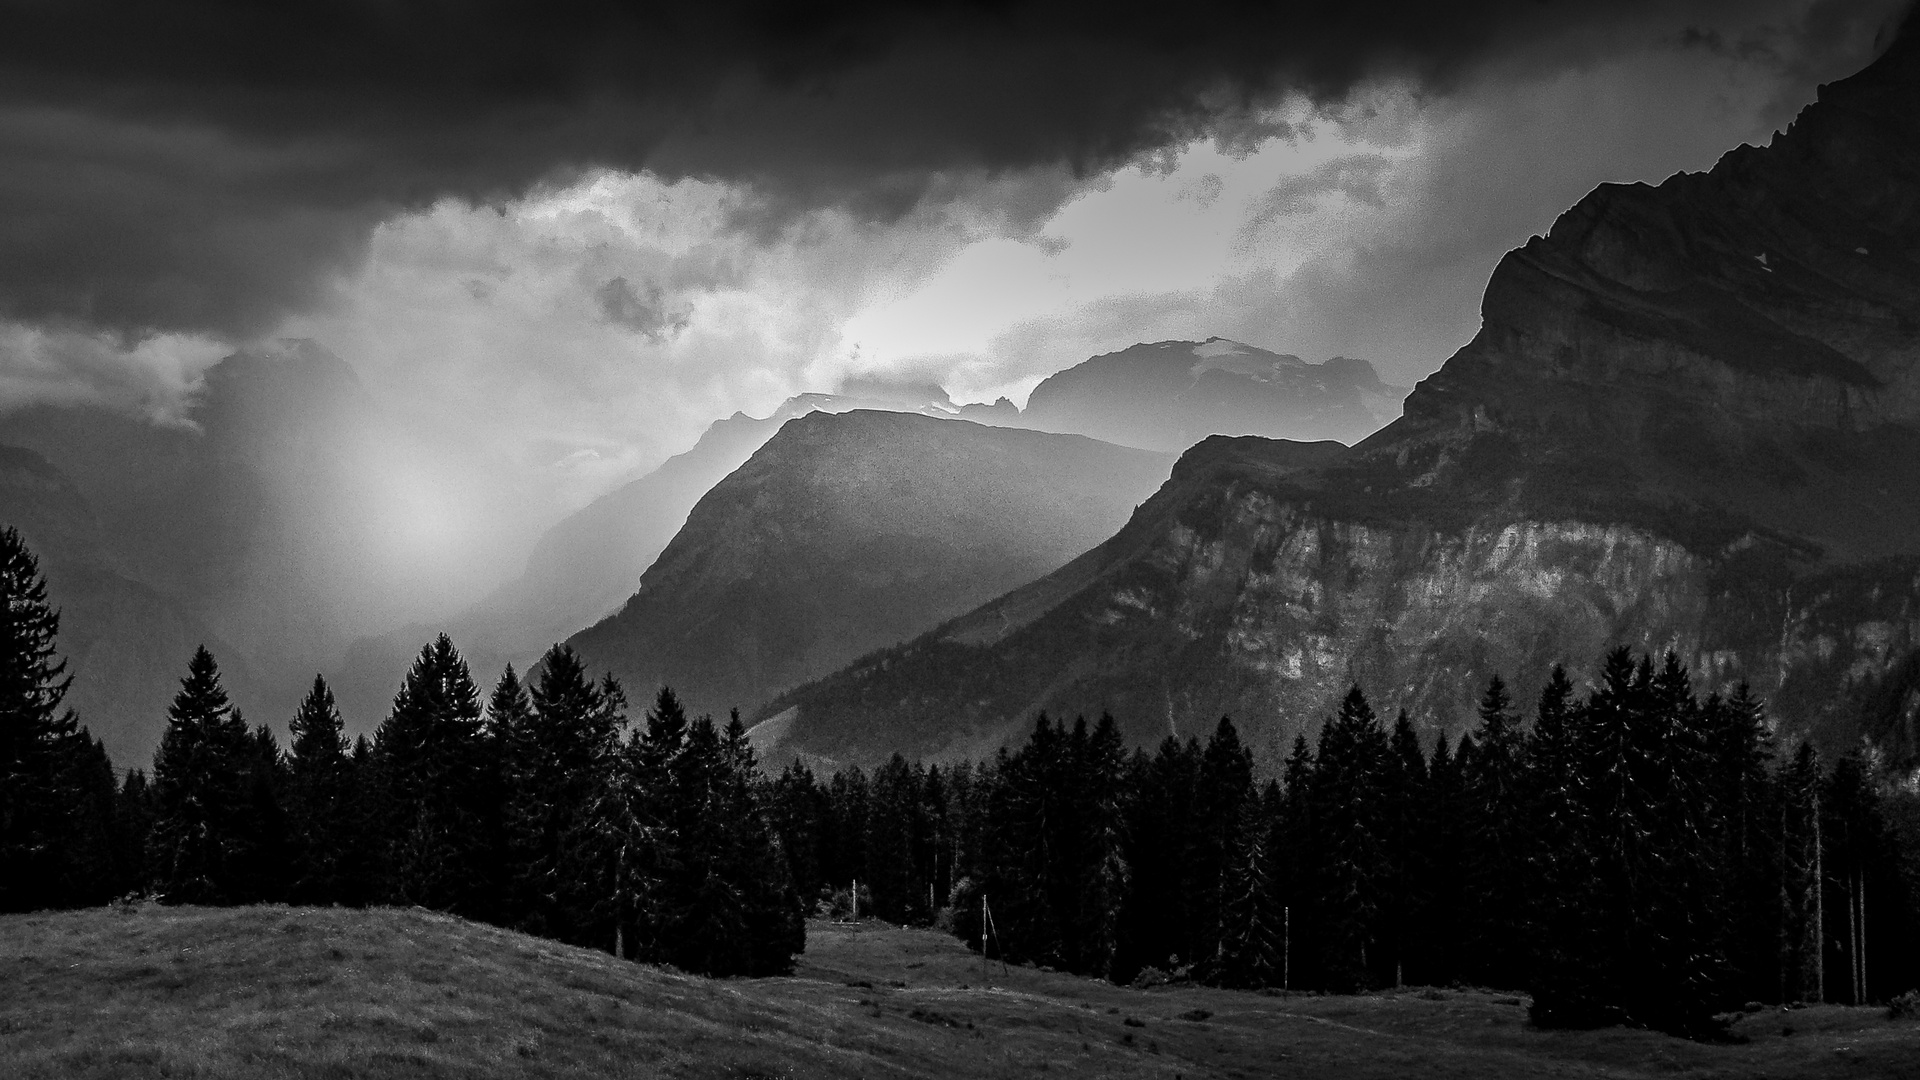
[252,15,1887,619]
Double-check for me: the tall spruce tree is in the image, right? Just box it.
[1083,714,1131,980]
[1424,731,1470,987]
[55,734,125,906]
[115,768,155,895]
[1216,788,1283,988]
[375,634,496,918]
[149,647,260,904]
[1702,683,1778,1002]
[721,709,806,973]
[1116,736,1199,978]
[767,760,826,905]
[1524,664,1607,1023]
[992,717,1068,966]
[1462,674,1528,989]
[1776,741,1826,1003]
[1193,717,1255,978]
[0,526,96,911]
[502,648,622,945]
[866,754,920,924]
[1311,686,1389,991]
[1271,734,1316,989]
[1379,710,1429,987]
[286,675,353,904]
[489,664,539,925]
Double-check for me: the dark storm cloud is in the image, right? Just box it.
[0,0,1909,337]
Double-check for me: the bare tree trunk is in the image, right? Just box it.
[1813,794,1824,1003]
[1850,864,1866,999]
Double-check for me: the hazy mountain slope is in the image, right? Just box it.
[564,410,1174,720]
[757,27,1920,769]
[0,340,464,752]
[1018,338,1407,452]
[328,390,984,728]
[452,391,974,662]
[0,446,242,765]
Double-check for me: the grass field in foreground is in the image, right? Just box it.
[2,905,1917,1079]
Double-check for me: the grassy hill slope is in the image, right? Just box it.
[3,906,1917,1079]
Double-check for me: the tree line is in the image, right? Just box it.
[7,519,1920,1029]
[763,656,1920,1035]
[0,528,804,976]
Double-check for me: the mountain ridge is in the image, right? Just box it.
[752,23,1920,770]
[564,409,1175,722]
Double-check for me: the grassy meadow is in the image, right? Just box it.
[2,905,1917,1079]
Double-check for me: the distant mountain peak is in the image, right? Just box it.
[1019,337,1406,452]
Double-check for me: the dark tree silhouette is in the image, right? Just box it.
[286,675,354,905]
[375,634,497,918]
[150,647,263,904]
[0,526,102,912]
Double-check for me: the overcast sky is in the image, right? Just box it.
[0,0,1910,602]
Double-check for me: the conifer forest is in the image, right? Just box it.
[3,524,1918,1037]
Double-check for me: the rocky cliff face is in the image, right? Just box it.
[755,24,1920,770]
[563,410,1174,721]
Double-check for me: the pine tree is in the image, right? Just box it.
[54,734,125,906]
[1639,652,1727,1034]
[994,716,1068,966]
[1425,731,1471,987]
[721,709,806,974]
[149,646,258,904]
[286,675,353,904]
[1311,685,1389,991]
[501,647,622,946]
[634,707,802,976]
[866,754,919,923]
[1379,710,1428,987]
[115,768,156,895]
[1083,714,1131,979]
[1216,794,1282,988]
[1823,752,1887,1005]
[1273,734,1316,990]
[0,526,92,912]
[1116,736,1198,979]
[1702,683,1777,1002]
[375,634,496,917]
[237,722,290,902]
[1524,664,1606,1023]
[767,761,826,905]
[1776,741,1825,1003]
[1532,649,1730,1034]
[489,664,539,926]
[1194,716,1254,979]
[1462,673,1528,988]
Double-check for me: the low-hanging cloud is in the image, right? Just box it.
[3,0,1909,345]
